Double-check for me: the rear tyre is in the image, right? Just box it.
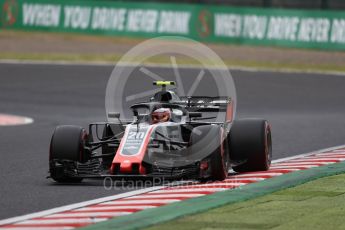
[230,119,272,173]
[190,125,228,181]
[49,125,88,183]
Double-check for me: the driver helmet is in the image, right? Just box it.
[151,108,171,124]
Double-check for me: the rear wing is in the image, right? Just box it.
[175,96,234,123]
[176,96,231,112]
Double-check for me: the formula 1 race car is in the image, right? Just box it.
[49,81,272,182]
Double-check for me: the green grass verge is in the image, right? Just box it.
[1,52,345,74]
[145,173,345,230]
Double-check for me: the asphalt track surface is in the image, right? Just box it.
[0,62,345,220]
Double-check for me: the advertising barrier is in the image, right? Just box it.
[1,0,345,50]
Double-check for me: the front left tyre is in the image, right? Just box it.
[190,125,229,181]
[49,125,89,183]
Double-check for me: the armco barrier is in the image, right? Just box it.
[1,0,345,50]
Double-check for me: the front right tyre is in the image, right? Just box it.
[49,125,89,183]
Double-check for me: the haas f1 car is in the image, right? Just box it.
[49,81,272,182]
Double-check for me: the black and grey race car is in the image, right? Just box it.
[49,81,272,182]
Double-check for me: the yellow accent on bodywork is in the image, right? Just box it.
[153,81,176,86]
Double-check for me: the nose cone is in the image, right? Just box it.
[120,160,132,173]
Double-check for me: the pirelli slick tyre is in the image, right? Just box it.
[230,119,272,173]
[190,125,228,181]
[49,125,88,183]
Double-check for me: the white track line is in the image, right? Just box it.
[123,194,205,199]
[303,157,345,160]
[284,160,334,164]
[150,188,225,193]
[270,165,316,169]
[287,159,341,163]
[76,206,155,211]
[170,182,246,188]
[17,219,107,224]
[232,172,283,177]
[226,177,265,181]
[272,162,328,166]
[271,168,301,172]
[100,199,180,205]
[161,186,228,191]
[47,212,131,218]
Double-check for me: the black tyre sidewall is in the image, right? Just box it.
[49,125,87,182]
[231,119,272,172]
[50,125,87,162]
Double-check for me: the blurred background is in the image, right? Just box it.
[1,0,345,71]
